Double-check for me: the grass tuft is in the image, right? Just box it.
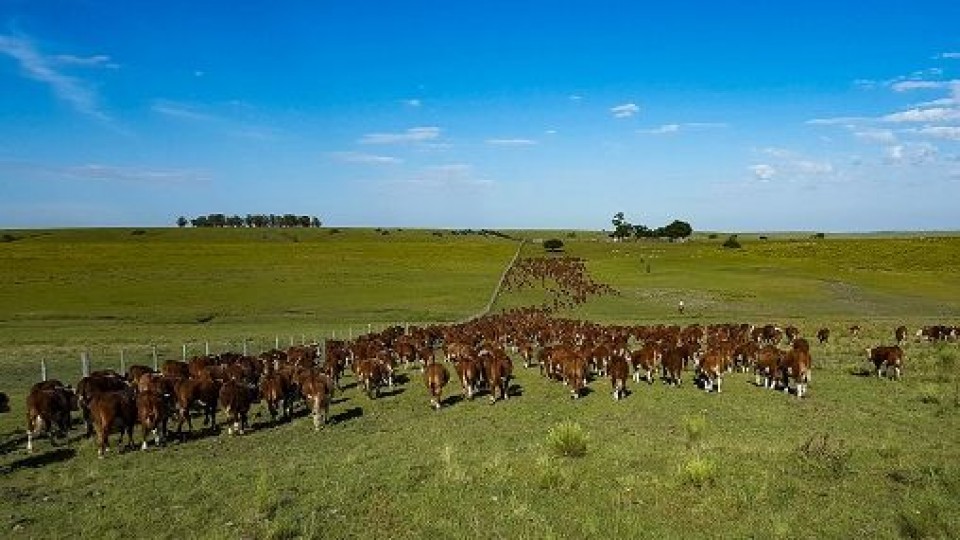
[546,421,588,458]
[797,433,853,479]
[683,414,707,451]
[678,455,718,488]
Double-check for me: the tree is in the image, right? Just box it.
[543,238,564,253]
[659,220,693,240]
[611,211,632,241]
[176,216,188,228]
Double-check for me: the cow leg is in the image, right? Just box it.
[312,396,322,431]
[141,425,150,451]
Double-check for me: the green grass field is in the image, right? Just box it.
[1,228,958,539]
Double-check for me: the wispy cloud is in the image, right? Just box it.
[610,103,639,118]
[912,126,960,141]
[569,94,583,101]
[882,107,960,123]
[359,126,441,144]
[0,32,110,121]
[402,99,421,107]
[886,143,938,165]
[485,138,537,146]
[0,160,210,185]
[806,116,871,126]
[855,129,897,144]
[639,122,727,134]
[890,80,952,92]
[151,99,218,122]
[328,151,403,164]
[750,164,776,181]
[385,163,494,191]
[52,53,119,69]
[65,164,211,185]
[939,52,960,59]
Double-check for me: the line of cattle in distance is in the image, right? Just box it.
[14,311,957,458]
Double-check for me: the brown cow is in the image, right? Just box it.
[754,346,784,389]
[779,348,812,398]
[424,363,450,410]
[816,328,830,345]
[563,357,588,399]
[126,364,155,385]
[173,377,221,439]
[894,325,908,346]
[89,388,137,458]
[25,380,76,452]
[356,358,386,399]
[219,379,256,435]
[697,349,725,393]
[162,360,190,379]
[136,389,168,450]
[455,357,482,399]
[76,371,129,438]
[608,354,629,401]
[867,345,904,379]
[661,347,685,387]
[260,371,292,423]
[484,353,511,404]
[298,369,334,430]
[630,345,659,383]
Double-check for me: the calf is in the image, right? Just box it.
[608,354,629,401]
[25,381,76,452]
[219,379,256,435]
[894,325,908,346]
[136,389,168,450]
[89,388,137,458]
[867,345,904,379]
[424,363,450,410]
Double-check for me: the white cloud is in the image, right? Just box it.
[886,142,938,165]
[882,107,960,123]
[387,163,494,191]
[639,124,680,134]
[485,138,537,146]
[545,129,557,135]
[0,33,110,121]
[794,160,834,175]
[569,95,583,101]
[855,129,897,144]
[610,103,639,118]
[65,163,211,185]
[940,52,960,59]
[359,126,441,144]
[750,164,776,181]
[52,54,119,69]
[891,80,950,92]
[151,100,217,122]
[328,151,403,164]
[402,99,421,107]
[806,116,870,125]
[913,126,960,141]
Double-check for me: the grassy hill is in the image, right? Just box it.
[0,228,958,539]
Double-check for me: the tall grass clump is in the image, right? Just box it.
[678,414,718,487]
[546,421,588,458]
[797,433,852,479]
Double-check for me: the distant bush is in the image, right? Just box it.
[813,232,826,239]
[722,235,742,249]
[566,231,577,238]
[543,239,564,253]
[759,235,768,240]
[707,233,718,240]
[328,228,341,234]
[546,421,588,458]
[131,229,147,236]
[1,234,17,243]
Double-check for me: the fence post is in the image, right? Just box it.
[205,341,210,356]
[152,345,159,371]
[182,344,187,361]
[275,336,280,350]
[120,348,125,374]
[289,335,294,347]
[81,351,90,377]
[41,359,47,382]
[242,339,248,356]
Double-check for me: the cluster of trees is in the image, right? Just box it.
[177,214,322,229]
[610,212,693,241]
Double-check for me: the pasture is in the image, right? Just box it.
[1,228,959,539]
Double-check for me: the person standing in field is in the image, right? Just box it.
[678,300,685,315]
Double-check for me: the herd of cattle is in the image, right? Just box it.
[501,257,620,310]
[11,309,958,459]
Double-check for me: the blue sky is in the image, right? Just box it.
[1,1,959,231]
